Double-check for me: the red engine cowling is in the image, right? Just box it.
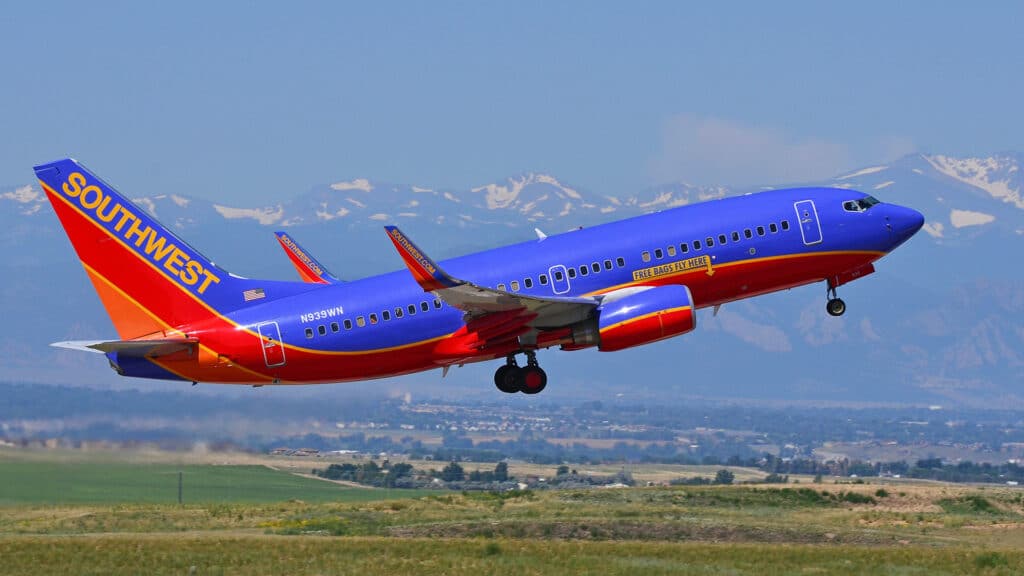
[595,285,696,352]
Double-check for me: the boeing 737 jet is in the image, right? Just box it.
[36,158,924,394]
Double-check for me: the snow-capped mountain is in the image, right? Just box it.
[2,171,729,232]
[818,153,1024,242]
[2,153,1022,406]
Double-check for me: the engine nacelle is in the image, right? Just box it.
[594,285,696,352]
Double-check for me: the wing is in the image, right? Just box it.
[384,226,597,355]
[274,231,341,284]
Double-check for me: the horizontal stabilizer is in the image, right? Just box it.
[52,338,198,358]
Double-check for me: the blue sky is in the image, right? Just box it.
[3,1,1022,204]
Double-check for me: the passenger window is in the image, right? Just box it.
[554,270,564,281]
[395,307,403,319]
[568,268,576,279]
[604,259,612,270]
[680,243,689,254]
[382,310,391,321]
[731,231,740,242]
[420,302,429,312]
[641,251,651,263]
[524,277,533,288]
[497,283,506,291]
[331,322,339,332]
[667,246,676,257]
[540,274,549,285]
[591,262,599,273]
[579,265,588,276]
[693,240,702,250]
[305,327,314,338]
[718,234,727,245]
[744,229,753,239]
[407,304,416,315]
[781,220,790,231]
[706,236,714,247]
[344,319,353,330]
[318,325,326,336]
[369,313,378,324]
[654,249,663,259]
[357,316,366,327]
[511,280,520,291]
[434,299,441,309]
[770,223,778,233]
[616,257,625,267]
[757,226,765,236]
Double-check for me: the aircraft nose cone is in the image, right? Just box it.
[889,205,925,247]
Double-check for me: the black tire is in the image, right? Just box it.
[826,298,846,317]
[494,365,520,393]
[519,366,547,395]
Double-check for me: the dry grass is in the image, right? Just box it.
[4,448,1024,574]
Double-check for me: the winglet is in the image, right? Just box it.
[274,231,340,284]
[384,226,460,292]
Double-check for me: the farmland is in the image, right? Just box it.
[1,448,1023,574]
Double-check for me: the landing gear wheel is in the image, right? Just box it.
[493,352,548,394]
[519,365,547,395]
[494,365,521,394]
[825,281,846,317]
[826,298,846,317]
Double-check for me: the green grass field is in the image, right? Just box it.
[0,461,433,505]
[2,450,1024,574]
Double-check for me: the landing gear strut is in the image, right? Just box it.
[493,351,547,394]
[826,282,846,317]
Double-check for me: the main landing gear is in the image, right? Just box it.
[494,351,547,395]
[826,282,846,317]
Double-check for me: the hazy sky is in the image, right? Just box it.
[3,1,1022,204]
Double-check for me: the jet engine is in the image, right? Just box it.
[565,285,696,352]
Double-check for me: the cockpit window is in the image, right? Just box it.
[843,196,880,212]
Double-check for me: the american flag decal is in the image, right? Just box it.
[242,288,266,302]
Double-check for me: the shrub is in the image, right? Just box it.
[839,491,876,505]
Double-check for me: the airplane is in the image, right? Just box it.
[35,158,924,394]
